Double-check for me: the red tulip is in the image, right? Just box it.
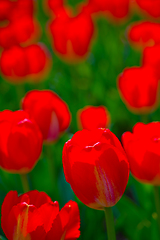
[62,128,129,210]
[142,44,160,79]
[128,21,160,49]
[135,0,160,18]
[22,90,71,142]
[106,0,130,19]
[0,0,34,22]
[0,44,50,83]
[6,0,34,22]
[117,66,159,114]
[82,0,130,20]
[49,8,94,62]
[122,122,160,185]
[0,17,39,49]
[1,190,80,240]
[0,46,28,80]
[0,110,42,173]
[0,0,13,21]
[25,44,50,77]
[77,105,110,130]
[47,0,63,15]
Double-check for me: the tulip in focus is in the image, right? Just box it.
[117,66,159,114]
[122,122,160,185]
[1,190,80,240]
[22,90,71,142]
[62,128,129,210]
[128,21,160,49]
[48,8,94,63]
[0,110,42,173]
[77,105,110,130]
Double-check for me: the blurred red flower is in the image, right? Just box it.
[47,0,63,15]
[1,190,80,240]
[0,110,42,173]
[0,0,13,21]
[0,0,38,48]
[82,0,130,20]
[49,8,94,62]
[128,21,160,49]
[0,0,34,22]
[0,17,39,49]
[0,44,51,83]
[142,43,160,79]
[135,0,160,18]
[62,128,129,210]
[122,122,160,185]
[77,105,110,130]
[117,66,159,114]
[22,90,71,142]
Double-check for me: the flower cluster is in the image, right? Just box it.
[46,0,132,62]
[117,1,160,114]
[1,0,160,240]
[0,0,51,83]
[1,190,80,240]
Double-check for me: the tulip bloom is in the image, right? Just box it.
[82,0,130,20]
[105,0,130,19]
[128,21,160,49]
[0,0,13,21]
[1,190,80,240]
[62,128,129,210]
[0,110,42,173]
[49,8,94,62]
[0,17,39,49]
[135,0,160,18]
[0,0,38,49]
[47,0,63,15]
[142,44,160,79]
[117,66,159,114]
[0,44,50,82]
[0,0,34,22]
[22,90,71,142]
[77,105,110,130]
[122,122,160,185]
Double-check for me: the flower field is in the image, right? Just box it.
[0,0,160,239]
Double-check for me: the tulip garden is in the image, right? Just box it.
[1,0,160,239]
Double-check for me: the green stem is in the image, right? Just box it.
[104,207,116,240]
[140,114,149,124]
[45,144,60,201]
[16,84,26,108]
[154,186,160,234]
[20,174,30,193]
